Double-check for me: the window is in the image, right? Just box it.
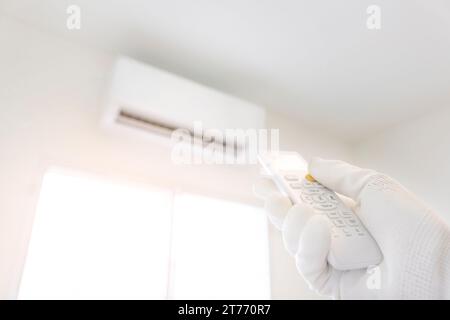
[170,193,270,299]
[19,169,173,299]
[19,169,270,299]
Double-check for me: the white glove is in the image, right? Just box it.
[254,158,450,299]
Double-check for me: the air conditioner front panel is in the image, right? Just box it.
[102,56,266,148]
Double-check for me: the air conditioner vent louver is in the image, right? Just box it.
[116,108,182,138]
[115,108,239,152]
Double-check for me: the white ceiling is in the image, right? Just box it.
[1,0,450,141]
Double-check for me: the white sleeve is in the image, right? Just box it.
[399,212,450,299]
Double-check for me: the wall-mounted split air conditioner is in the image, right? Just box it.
[102,56,266,158]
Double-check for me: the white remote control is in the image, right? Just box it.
[258,152,382,270]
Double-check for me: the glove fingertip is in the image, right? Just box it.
[253,176,279,199]
[265,194,292,230]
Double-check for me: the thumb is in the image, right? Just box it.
[309,158,378,201]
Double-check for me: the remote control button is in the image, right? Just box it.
[332,219,346,227]
[345,217,359,227]
[342,227,352,237]
[302,188,322,195]
[305,174,317,182]
[284,175,299,181]
[302,180,316,187]
[354,227,365,236]
[303,180,317,188]
[289,182,303,189]
[313,194,327,203]
[300,194,314,203]
[326,211,339,218]
[314,202,336,211]
[326,194,339,203]
[339,210,353,217]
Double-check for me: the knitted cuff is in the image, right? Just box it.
[401,212,450,299]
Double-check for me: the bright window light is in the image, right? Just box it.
[19,169,173,299]
[170,193,271,299]
[19,169,271,299]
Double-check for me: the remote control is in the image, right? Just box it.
[258,152,382,270]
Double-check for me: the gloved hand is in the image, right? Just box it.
[254,158,450,299]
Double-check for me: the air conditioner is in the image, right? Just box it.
[102,56,266,156]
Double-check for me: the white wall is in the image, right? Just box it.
[0,16,352,299]
[352,107,450,224]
